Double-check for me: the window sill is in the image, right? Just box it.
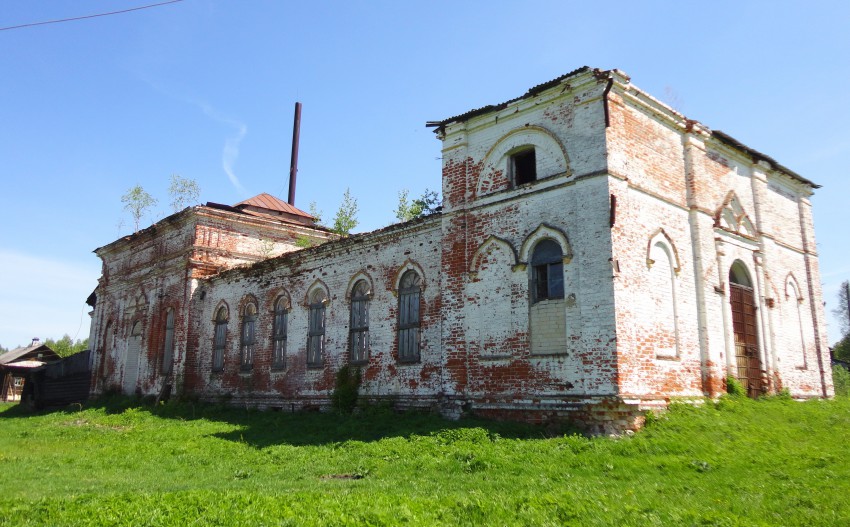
[397,357,421,364]
[271,365,287,372]
[529,352,570,358]
[350,359,368,367]
[239,366,253,374]
[306,363,324,370]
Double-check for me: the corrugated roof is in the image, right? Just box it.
[430,66,592,129]
[235,193,313,218]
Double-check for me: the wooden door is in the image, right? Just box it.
[730,283,762,398]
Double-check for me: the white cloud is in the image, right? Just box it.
[0,251,100,349]
[195,102,248,196]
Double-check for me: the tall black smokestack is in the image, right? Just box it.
[288,102,302,206]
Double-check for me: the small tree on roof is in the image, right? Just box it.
[122,185,157,232]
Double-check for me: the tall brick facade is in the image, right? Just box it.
[88,67,832,433]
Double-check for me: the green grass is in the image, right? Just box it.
[1,395,849,526]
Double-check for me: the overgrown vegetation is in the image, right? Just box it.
[330,365,361,414]
[1,395,848,526]
[833,365,850,396]
[725,375,746,396]
[395,188,442,222]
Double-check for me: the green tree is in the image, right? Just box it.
[122,185,158,232]
[332,188,359,235]
[44,335,89,358]
[308,201,323,226]
[394,188,441,222]
[168,174,201,212]
[832,280,850,337]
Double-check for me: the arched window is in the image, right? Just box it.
[272,296,289,369]
[511,147,537,186]
[212,306,228,372]
[307,289,327,367]
[531,239,564,303]
[162,308,175,375]
[240,303,257,370]
[350,280,370,364]
[398,270,422,362]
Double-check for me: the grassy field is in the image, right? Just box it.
[1,395,848,526]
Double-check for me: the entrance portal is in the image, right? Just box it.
[729,263,762,398]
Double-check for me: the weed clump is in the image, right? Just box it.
[331,365,361,414]
[725,375,746,397]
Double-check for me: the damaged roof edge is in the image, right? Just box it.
[428,66,593,129]
[427,65,819,190]
[712,130,820,189]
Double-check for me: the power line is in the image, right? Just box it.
[0,0,186,32]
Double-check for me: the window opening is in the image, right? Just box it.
[213,306,228,371]
[398,270,422,362]
[307,289,327,367]
[531,239,564,302]
[272,297,288,369]
[240,303,257,370]
[350,280,370,364]
[512,149,537,186]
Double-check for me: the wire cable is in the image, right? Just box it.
[0,0,185,32]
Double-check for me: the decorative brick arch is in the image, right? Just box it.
[784,273,804,303]
[519,224,572,264]
[469,236,518,273]
[476,125,571,197]
[346,271,375,299]
[212,300,230,321]
[393,260,427,293]
[646,228,681,275]
[304,280,330,306]
[716,191,756,238]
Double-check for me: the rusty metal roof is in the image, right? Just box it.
[235,193,313,218]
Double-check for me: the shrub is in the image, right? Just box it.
[725,375,746,396]
[833,365,850,397]
[331,365,361,413]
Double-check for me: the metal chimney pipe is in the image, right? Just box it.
[288,102,302,206]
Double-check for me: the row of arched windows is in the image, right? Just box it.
[210,270,423,372]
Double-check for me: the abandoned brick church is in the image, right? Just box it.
[88,67,833,432]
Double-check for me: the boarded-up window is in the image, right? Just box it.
[531,239,564,303]
[398,270,421,362]
[350,280,370,364]
[307,289,327,367]
[240,303,257,369]
[162,309,175,375]
[272,296,288,369]
[213,306,228,372]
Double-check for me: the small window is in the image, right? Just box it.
[212,306,228,372]
[307,289,327,367]
[512,149,537,186]
[272,296,289,369]
[350,280,370,364]
[531,239,564,302]
[162,309,175,375]
[240,303,257,370]
[398,270,422,362]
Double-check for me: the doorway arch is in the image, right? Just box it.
[728,261,762,397]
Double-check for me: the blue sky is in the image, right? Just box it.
[1,0,849,348]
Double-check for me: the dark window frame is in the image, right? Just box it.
[349,280,370,365]
[212,306,228,372]
[240,303,257,371]
[272,296,289,370]
[531,239,564,303]
[307,290,327,368]
[397,270,422,363]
